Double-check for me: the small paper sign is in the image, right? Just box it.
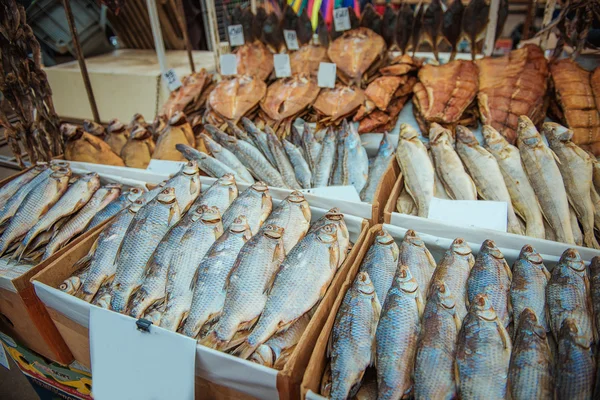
[318,62,337,88]
[274,54,292,78]
[227,24,245,47]
[333,8,351,32]
[428,198,508,232]
[219,54,238,76]
[163,69,182,92]
[283,29,300,50]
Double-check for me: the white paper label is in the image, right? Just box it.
[219,54,238,76]
[146,159,186,176]
[333,8,351,32]
[0,343,9,370]
[90,307,196,400]
[163,69,182,92]
[318,62,337,88]
[301,185,361,203]
[283,29,300,50]
[427,198,508,232]
[228,24,245,47]
[274,54,292,78]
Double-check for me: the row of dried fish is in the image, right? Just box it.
[323,228,599,399]
[0,160,141,265]
[397,117,600,249]
[59,166,353,369]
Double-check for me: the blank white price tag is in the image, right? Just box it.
[283,29,300,50]
[220,54,238,76]
[333,8,351,32]
[228,24,245,47]
[162,68,182,92]
[274,54,292,78]
[428,198,508,232]
[318,62,337,88]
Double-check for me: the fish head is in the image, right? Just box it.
[480,239,504,260]
[168,111,186,127]
[455,125,478,146]
[83,120,105,137]
[130,126,152,140]
[156,187,177,204]
[430,280,456,310]
[470,294,498,321]
[379,132,394,156]
[129,199,145,213]
[50,160,69,169]
[399,123,419,142]
[429,123,451,145]
[130,113,146,128]
[249,344,275,368]
[394,265,419,294]
[403,229,425,247]
[34,161,49,170]
[82,172,101,190]
[107,118,126,134]
[316,223,338,244]
[59,276,81,294]
[559,248,586,273]
[519,244,543,265]
[51,168,72,182]
[218,174,237,187]
[516,116,541,146]
[324,208,344,222]
[198,205,222,224]
[181,160,199,176]
[450,238,472,256]
[542,122,573,143]
[263,224,285,240]
[287,190,306,204]
[354,271,376,296]
[127,187,145,203]
[375,229,395,246]
[61,123,83,141]
[230,215,251,234]
[517,308,546,339]
[250,181,269,194]
[481,125,508,151]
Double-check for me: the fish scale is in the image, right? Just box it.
[282,139,311,189]
[307,208,349,267]
[267,129,302,190]
[87,187,145,230]
[313,128,336,188]
[201,132,254,184]
[221,182,272,235]
[162,161,201,213]
[176,143,239,181]
[261,191,311,254]
[192,174,238,216]
[0,163,46,205]
[358,229,399,306]
[346,123,369,195]
[556,319,595,399]
[241,117,277,166]
[399,229,437,305]
[360,132,394,203]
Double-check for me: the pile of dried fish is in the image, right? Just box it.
[395,118,600,249]
[160,69,215,120]
[0,160,143,265]
[322,228,599,399]
[59,169,355,370]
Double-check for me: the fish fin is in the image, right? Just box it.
[550,149,562,165]
[189,266,201,292]
[415,293,425,317]
[273,345,296,370]
[329,244,339,272]
[264,262,283,296]
[497,319,511,351]
[453,311,462,332]
[222,329,252,352]
[83,134,103,152]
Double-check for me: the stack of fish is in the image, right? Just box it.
[60,170,353,370]
[0,160,144,266]
[323,228,600,399]
[176,118,393,203]
[396,117,600,249]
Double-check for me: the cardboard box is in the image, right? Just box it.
[32,204,370,400]
[45,49,216,123]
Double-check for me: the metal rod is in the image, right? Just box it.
[146,0,169,75]
[62,0,100,123]
[174,0,195,73]
[483,0,500,57]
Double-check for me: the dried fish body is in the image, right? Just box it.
[201,225,285,349]
[153,112,194,161]
[200,133,254,184]
[262,191,311,254]
[313,128,336,188]
[429,151,450,199]
[302,125,322,173]
[221,182,272,236]
[456,294,511,400]
[431,238,475,321]
[395,124,434,217]
[0,163,46,205]
[105,119,129,156]
[0,164,52,227]
[193,174,238,216]
[429,123,477,200]
[266,129,301,190]
[346,123,369,195]
[360,133,394,203]
[109,188,181,313]
[376,265,422,399]
[182,216,252,339]
[159,207,223,331]
[467,240,512,327]
[590,256,600,340]
[556,318,595,400]
[358,229,399,306]
[571,206,584,246]
[121,127,154,169]
[307,208,350,267]
[176,143,240,181]
[238,224,339,359]
[282,139,311,189]
[87,187,145,230]
[163,161,201,213]
[398,229,436,305]
[241,118,277,167]
[60,265,91,295]
[397,187,418,215]
[517,116,574,244]
[510,245,550,333]
[482,125,545,239]
[414,280,461,400]
[329,272,380,400]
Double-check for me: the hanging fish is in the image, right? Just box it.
[317,13,330,47]
[394,3,414,54]
[442,0,465,61]
[411,3,425,56]
[297,8,313,46]
[253,7,268,45]
[462,0,490,60]
[239,6,255,42]
[360,4,382,36]
[262,12,284,53]
[381,6,397,48]
[421,0,444,60]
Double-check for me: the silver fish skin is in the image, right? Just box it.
[545,122,600,249]
[249,314,310,370]
[546,248,595,344]
[175,143,240,181]
[221,181,272,235]
[159,206,223,331]
[109,188,181,313]
[307,208,350,267]
[290,124,304,151]
[395,124,435,217]
[360,132,394,203]
[42,185,122,260]
[60,264,91,295]
[430,238,475,321]
[302,123,322,173]
[240,117,277,166]
[200,133,255,184]
[399,229,437,304]
[570,206,584,246]
[429,151,451,199]
[329,272,380,400]
[430,123,477,200]
[414,280,461,400]
[266,129,302,190]
[75,200,145,302]
[227,120,255,146]
[262,191,311,254]
[456,294,512,400]
[510,245,550,333]
[206,125,286,187]
[482,125,545,239]
[376,265,422,400]
[19,172,101,257]
[126,209,197,317]
[87,187,145,230]
[346,122,369,195]
[163,161,202,213]
[139,181,166,204]
[456,125,523,235]
[313,128,336,187]
[201,224,285,350]
[589,256,600,341]
[0,163,46,205]
[397,186,418,215]
[516,116,574,244]
[556,318,595,400]
[358,229,399,306]
[467,239,512,327]
[331,132,347,186]
[0,169,70,256]
[238,224,339,359]
[282,139,311,189]
[508,308,554,400]
[182,216,252,339]
[192,174,238,216]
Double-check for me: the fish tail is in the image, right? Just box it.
[199,330,225,349]
[236,320,277,360]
